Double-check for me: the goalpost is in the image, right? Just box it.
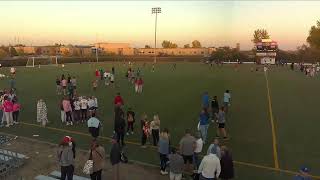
[26,56,59,67]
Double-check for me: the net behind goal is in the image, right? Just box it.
[26,56,59,67]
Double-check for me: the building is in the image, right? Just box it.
[136,47,215,56]
[94,42,134,56]
[255,39,278,64]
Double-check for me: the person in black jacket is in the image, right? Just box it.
[211,96,219,121]
[110,135,121,180]
[115,109,126,147]
[219,146,234,180]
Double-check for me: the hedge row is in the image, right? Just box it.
[0,56,204,67]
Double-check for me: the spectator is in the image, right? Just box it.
[219,146,234,180]
[168,147,184,180]
[211,96,219,121]
[12,98,21,124]
[223,90,231,113]
[110,135,121,180]
[73,97,81,123]
[194,132,203,170]
[89,140,105,180]
[202,92,209,110]
[198,145,221,180]
[207,138,221,159]
[62,97,73,126]
[293,166,312,180]
[114,93,124,106]
[217,107,228,140]
[115,110,126,146]
[199,108,210,144]
[80,96,88,122]
[60,98,66,123]
[87,112,102,139]
[158,128,170,175]
[141,120,150,148]
[150,114,160,146]
[126,107,135,135]
[179,129,196,173]
[37,99,48,127]
[57,137,75,180]
[56,77,62,95]
[2,96,13,127]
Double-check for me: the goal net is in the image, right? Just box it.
[26,56,59,67]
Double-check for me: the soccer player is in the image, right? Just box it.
[126,108,135,135]
[80,96,88,122]
[216,107,228,140]
[137,77,144,93]
[211,96,219,121]
[56,77,62,95]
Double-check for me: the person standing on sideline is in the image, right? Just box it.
[141,119,150,148]
[219,146,234,180]
[61,77,67,96]
[158,128,170,175]
[89,140,105,180]
[63,97,73,126]
[207,138,221,159]
[12,98,21,124]
[217,107,228,140]
[137,77,144,93]
[60,98,66,123]
[150,114,160,146]
[56,77,62,95]
[198,145,221,180]
[80,96,88,122]
[194,132,203,171]
[223,90,231,113]
[126,108,135,135]
[114,93,124,106]
[57,138,75,180]
[199,108,210,144]
[110,135,121,180]
[115,110,126,147]
[179,129,196,173]
[73,98,81,123]
[2,96,13,127]
[202,92,210,110]
[168,147,184,180]
[87,112,102,139]
[211,96,219,121]
[37,99,48,127]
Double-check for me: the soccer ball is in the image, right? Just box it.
[62,64,65,68]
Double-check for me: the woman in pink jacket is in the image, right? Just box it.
[3,96,13,127]
[12,98,21,124]
[62,97,73,126]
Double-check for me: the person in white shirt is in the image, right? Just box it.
[87,97,95,115]
[110,73,115,87]
[223,90,231,113]
[73,98,81,123]
[103,71,111,86]
[80,96,88,122]
[194,132,203,170]
[198,145,221,180]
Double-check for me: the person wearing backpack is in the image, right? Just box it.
[89,140,105,180]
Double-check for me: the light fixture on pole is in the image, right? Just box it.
[152,7,161,63]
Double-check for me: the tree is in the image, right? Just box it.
[192,40,202,48]
[307,20,320,49]
[9,47,18,56]
[184,44,190,48]
[252,29,270,43]
[161,40,178,48]
[145,45,151,48]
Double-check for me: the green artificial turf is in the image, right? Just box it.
[0,62,315,179]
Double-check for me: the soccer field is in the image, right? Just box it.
[0,62,319,180]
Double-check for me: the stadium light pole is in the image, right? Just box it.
[152,7,161,63]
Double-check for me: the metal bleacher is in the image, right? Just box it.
[34,170,90,180]
[0,135,26,178]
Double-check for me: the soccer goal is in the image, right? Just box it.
[26,56,59,67]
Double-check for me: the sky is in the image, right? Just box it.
[0,1,319,50]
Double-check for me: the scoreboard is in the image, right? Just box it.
[255,39,278,64]
[256,39,278,52]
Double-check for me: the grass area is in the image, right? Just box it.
[0,62,316,179]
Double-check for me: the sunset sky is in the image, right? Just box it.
[0,1,319,50]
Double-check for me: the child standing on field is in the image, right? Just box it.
[126,108,135,135]
[141,120,150,148]
[12,98,21,124]
[37,99,48,127]
[92,80,98,91]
